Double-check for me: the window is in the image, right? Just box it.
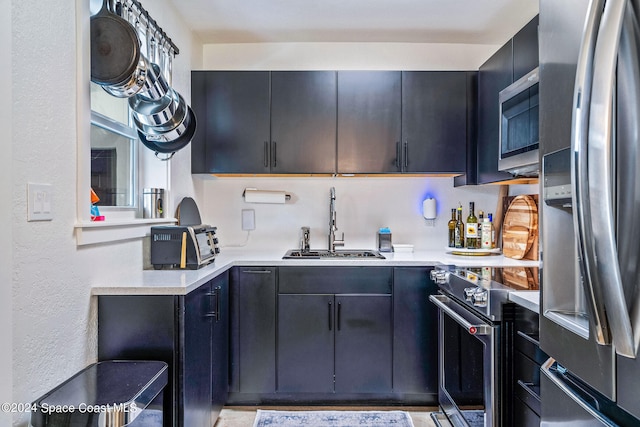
[90,82,137,208]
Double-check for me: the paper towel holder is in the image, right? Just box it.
[242,188,292,204]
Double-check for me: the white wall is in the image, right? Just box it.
[10,1,199,425]
[201,42,500,71]
[1,0,13,424]
[198,177,532,253]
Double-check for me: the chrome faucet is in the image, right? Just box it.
[301,227,310,253]
[328,187,345,252]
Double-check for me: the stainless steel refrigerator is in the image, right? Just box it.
[540,0,640,425]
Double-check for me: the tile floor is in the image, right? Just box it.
[214,406,439,427]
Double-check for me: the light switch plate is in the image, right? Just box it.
[242,209,255,230]
[28,183,53,221]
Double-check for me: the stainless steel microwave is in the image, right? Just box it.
[498,67,539,176]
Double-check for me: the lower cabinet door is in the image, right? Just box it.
[237,268,277,393]
[334,294,393,393]
[277,294,335,392]
[184,282,213,427]
[211,273,229,419]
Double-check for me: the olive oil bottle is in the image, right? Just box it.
[454,205,465,248]
[448,208,457,247]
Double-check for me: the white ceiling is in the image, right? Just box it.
[170,0,539,45]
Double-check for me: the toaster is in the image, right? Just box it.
[151,225,219,269]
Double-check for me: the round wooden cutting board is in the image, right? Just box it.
[502,195,538,260]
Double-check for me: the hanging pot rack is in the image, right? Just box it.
[92,0,193,160]
[112,0,180,56]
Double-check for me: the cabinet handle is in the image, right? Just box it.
[215,286,221,321]
[328,301,333,331]
[395,142,401,169]
[241,270,272,274]
[272,142,277,168]
[403,141,408,168]
[205,288,218,318]
[337,302,342,331]
[264,141,269,167]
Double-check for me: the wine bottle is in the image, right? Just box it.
[454,205,465,249]
[448,208,457,248]
[466,202,479,249]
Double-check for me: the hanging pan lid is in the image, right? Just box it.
[91,0,141,86]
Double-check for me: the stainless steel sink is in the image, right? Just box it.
[283,249,386,259]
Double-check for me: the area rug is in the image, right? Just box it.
[253,409,415,427]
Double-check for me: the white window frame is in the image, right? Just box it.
[90,110,138,209]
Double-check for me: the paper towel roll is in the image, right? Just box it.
[243,188,288,204]
[423,198,437,220]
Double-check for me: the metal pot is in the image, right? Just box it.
[91,0,141,87]
[137,63,171,101]
[144,106,195,144]
[129,85,179,128]
[138,110,196,158]
[134,93,189,139]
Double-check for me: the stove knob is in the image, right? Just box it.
[472,289,488,306]
[430,270,450,284]
[464,287,476,301]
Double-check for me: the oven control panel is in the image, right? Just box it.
[431,264,513,321]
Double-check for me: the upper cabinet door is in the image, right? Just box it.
[271,71,337,174]
[477,42,515,184]
[513,16,540,82]
[337,71,402,173]
[191,71,270,174]
[402,72,468,173]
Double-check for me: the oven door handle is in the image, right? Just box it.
[429,294,492,336]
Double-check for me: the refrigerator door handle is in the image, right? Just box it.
[541,358,618,426]
[571,0,610,346]
[588,0,636,358]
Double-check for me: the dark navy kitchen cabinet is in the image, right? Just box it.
[191,71,270,174]
[193,69,477,175]
[277,267,393,396]
[277,293,336,393]
[334,294,392,392]
[513,16,540,82]
[97,271,229,427]
[476,15,539,184]
[228,267,277,402]
[184,273,229,427]
[477,41,515,185]
[210,275,229,419]
[503,303,547,427]
[191,71,336,174]
[271,71,337,173]
[337,71,402,173]
[402,72,471,174]
[392,267,439,403]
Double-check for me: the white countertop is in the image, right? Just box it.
[91,249,540,296]
[509,291,540,314]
